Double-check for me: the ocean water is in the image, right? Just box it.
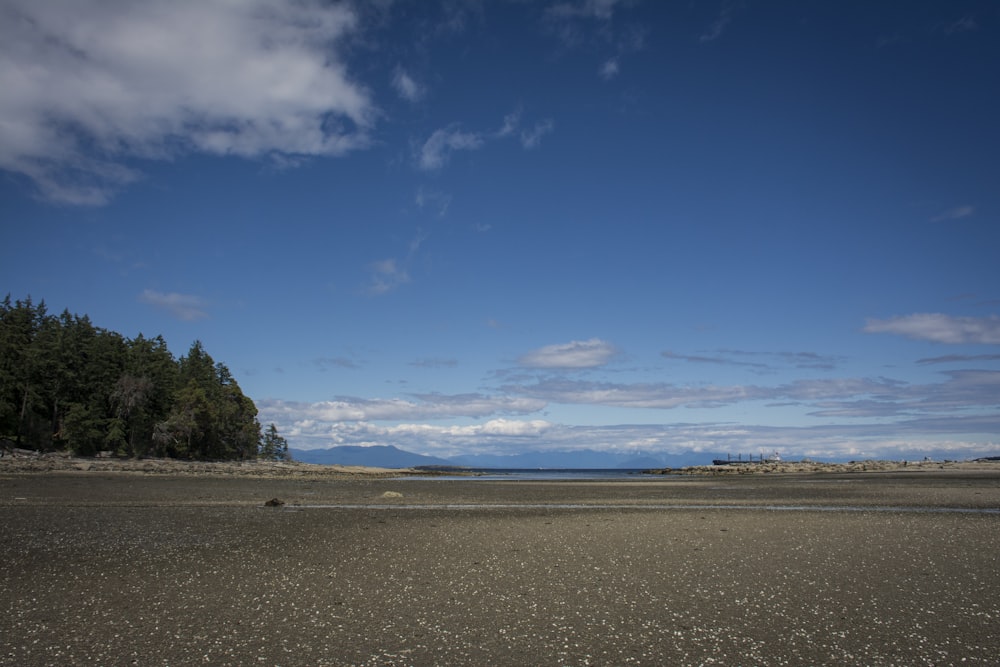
[409,468,668,481]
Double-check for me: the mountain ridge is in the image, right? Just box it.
[289,445,716,469]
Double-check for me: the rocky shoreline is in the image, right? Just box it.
[652,458,1000,475]
[0,450,426,478]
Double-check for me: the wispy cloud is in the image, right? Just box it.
[930,205,974,222]
[599,58,620,80]
[663,349,840,371]
[432,0,485,35]
[945,16,978,35]
[415,187,452,217]
[419,111,554,170]
[392,67,425,103]
[520,119,555,149]
[315,357,361,371]
[775,351,840,370]
[499,109,522,138]
[864,314,1000,344]
[805,370,1000,418]
[595,26,647,81]
[662,351,770,370]
[366,258,411,295]
[93,244,149,274]
[546,0,624,21]
[417,126,484,170]
[138,290,208,321]
[544,1,644,79]
[410,358,459,369]
[503,371,1000,416]
[365,229,428,295]
[917,354,1000,365]
[519,338,620,369]
[496,110,555,149]
[0,0,373,205]
[700,4,735,43]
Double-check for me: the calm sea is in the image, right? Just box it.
[409,468,669,481]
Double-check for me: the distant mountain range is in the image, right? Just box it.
[290,445,453,468]
[289,445,717,469]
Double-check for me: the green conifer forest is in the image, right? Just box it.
[0,295,285,460]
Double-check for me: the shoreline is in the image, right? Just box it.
[0,451,431,478]
[657,458,1000,476]
[2,450,998,478]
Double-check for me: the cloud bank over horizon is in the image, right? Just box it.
[257,332,999,460]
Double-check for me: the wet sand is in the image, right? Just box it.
[2,470,998,666]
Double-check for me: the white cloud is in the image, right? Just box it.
[930,205,974,222]
[864,314,1000,344]
[265,411,1000,461]
[258,394,547,424]
[388,419,552,439]
[257,371,1000,459]
[270,418,556,457]
[518,338,619,369]
[391,67,424,102]
[138,289,208,321]
[477,418,552,436]
[0,0,373,205]
[417,126,484,170]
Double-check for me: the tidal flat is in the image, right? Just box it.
[2,470,998,666]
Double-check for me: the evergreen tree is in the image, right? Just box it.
[154,341,261,460]
[123,335,178,456]
[0,295,261,459]
[1,296,51,448]
[259,423,290,461]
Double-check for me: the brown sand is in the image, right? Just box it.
[2,469,998,666]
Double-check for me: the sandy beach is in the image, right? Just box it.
[2,465,998,666]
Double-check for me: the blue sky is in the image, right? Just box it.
[2,0,998,461]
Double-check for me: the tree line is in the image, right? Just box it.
[0,295,288,461]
